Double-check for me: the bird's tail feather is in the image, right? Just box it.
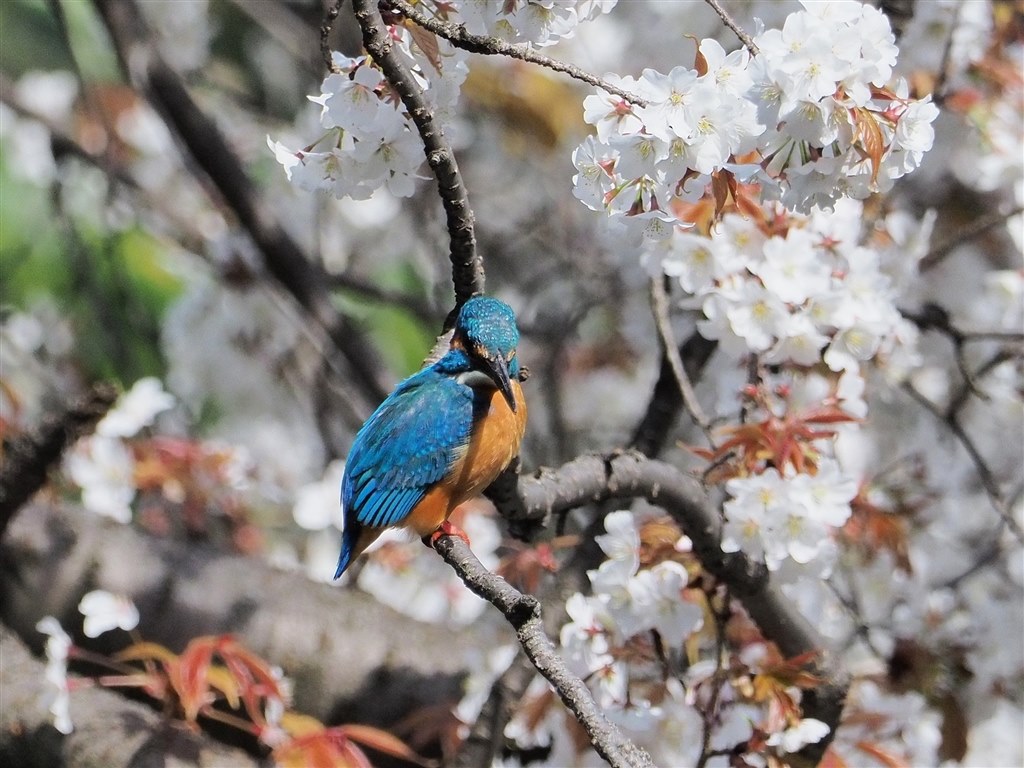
[334,521,362,579]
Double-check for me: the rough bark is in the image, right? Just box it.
[0,383,117,538]
[1,503,504,725]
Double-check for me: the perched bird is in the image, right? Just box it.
[335,296,527,578]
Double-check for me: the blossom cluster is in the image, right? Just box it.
[62,377,257,550]
[559,511,703,701]
[721,458,857,576]
[65,377,176,523]
[269,50,449,200]
[458,0,617,47]
[572,0,940,229]
[649,197,928,379]
[269,0,618,199]
[500,510,837,766]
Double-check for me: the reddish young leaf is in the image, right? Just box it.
[341,724,436,767]
[854,107,885,185]
[406,23,442,74]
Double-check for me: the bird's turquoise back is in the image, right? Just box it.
[337,369,476,575]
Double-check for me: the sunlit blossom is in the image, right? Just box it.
[78,590,140,638]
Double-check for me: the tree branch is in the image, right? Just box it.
[902,383,1024,546]
[649,278,714,441]
[351,0,483,308]
[384,0,647,107]
[320,0,345,74]
[0,382,117,538]
[432,534,654,768]
[702,0,759,56]
[630,332,717,457]
[919,204,1024,271]
[1,503,481,725]
[495,450,848,765]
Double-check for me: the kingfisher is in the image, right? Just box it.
[334,296,527,578]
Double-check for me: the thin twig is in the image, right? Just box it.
[931,1,961,106]
[919,204,1024,271]
[649,277,714,443]
[946,348,1019,416]
[630,331,718,457]
[695,586,731,768]
[902,382,1024,546]
[384,0,648,106]
[352,0,483,308]
[326,272,439,326]
[899,304,1023,401]
[0,71,139,192]
[702,0,759,56]
[46,0,120,174]
[0,382,118,536]
[432,534,655,768]
[226,0,322,73]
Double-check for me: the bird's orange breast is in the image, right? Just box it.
[405,380,527,537]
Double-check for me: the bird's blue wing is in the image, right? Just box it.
[342,369,474,529]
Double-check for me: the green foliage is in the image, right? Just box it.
[0,155,182,383]
[1,0,120,82]
[337,264,435,377]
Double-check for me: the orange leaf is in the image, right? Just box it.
[855,108,885,184]
[341,724,435,767]
[687,34,708,77]
[855,740,910,768]
[206,665,241,709]
[116,641,178,665]
[407,23,442,74]
[172,637,216,723]
[711,170,732,220]
[282,711,327,738]
[818,746,849,768]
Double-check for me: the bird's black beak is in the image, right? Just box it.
[484,355,516,412]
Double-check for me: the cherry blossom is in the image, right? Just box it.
[36,616,73,734]
[65,436,136,524]
[97,377,175,439]
[78,590,141,638]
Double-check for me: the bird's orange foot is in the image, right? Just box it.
[427,520,472,547]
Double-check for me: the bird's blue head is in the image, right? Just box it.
[447,296,522,411]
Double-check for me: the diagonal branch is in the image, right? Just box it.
[902,382,1024,545]
[702,0,759,56]
[320,0,345,74]
[432,534,654,768]
[630,332,717,457]
[919,204,1024,271]
[0,382,117,537]
[384,0,647,106]
[649,277,714,442]
[352,0,483,308]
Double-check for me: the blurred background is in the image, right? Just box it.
[1,1,1021,767]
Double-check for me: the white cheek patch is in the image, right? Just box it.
[456,370,497,389]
